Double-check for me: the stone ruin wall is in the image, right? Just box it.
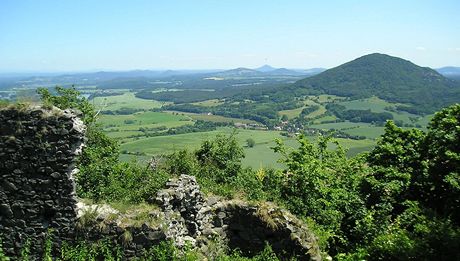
[0,106,322,260]
[0,106,84,256]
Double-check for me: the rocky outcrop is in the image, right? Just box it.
[155,175,322,260]
[0,105,85,257]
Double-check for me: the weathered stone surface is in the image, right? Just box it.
[156,175,322,260]
[0,106,85,258]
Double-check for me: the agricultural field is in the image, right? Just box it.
[310,122,384,139]
[279,106,305,119]
[98,111,193,142]
[119,126,376,169]
[91,92,167,111]
[338,96,430,125]
[119,127,298,168]
[164,111,257,124]
[190,99,224,107]
[279,95,345,120]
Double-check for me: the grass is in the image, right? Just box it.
[311,121,385,139]
[99,111,192,128]
[337,96,432,127]
[339,96,392,112]
[91,92,167,111]
[305,105,327,118]
[312,115,337,124]
[334,138,376,156]
[191,99,224,107]
[165,111,258,124]
[279,99,326,119]
[120,127,284,155]
[119,127,375,169]
[98,111,194,143]
[342,126,385,139]
[120,128,296,168]
[279,107,305,119]
[313,94,346,103]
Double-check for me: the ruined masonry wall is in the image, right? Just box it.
[0,106,85,256]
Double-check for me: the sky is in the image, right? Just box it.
[0,0,459,72]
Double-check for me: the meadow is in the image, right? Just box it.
[119,126,376,168]
[91,92,167,111]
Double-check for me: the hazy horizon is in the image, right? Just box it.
[1,0,459,72]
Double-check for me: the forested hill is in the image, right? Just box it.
[289,53,460,114]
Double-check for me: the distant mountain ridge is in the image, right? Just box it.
[290,53,460,114]
[211,67,312,77]
[212,68,265,77]
[436,67,460,80]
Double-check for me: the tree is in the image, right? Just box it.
[272,135,366,254]
[246,138,255,148]
[37,86,96,125]
[360,105,460,260]
[195,133,244,183]
[37,86,119,200]
[423,104,460,220]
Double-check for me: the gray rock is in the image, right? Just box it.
[0,204,13,218]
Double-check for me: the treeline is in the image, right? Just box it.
[326,103,393,123]
[117,120,232,142]
[88,91,125,99]
[165,120,229,135]
[101,107,148,115]
[164,101,303,127]
[136,89,225,103]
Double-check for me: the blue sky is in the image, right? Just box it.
[0,0,459,72]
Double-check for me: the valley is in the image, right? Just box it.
[0,54,454,170]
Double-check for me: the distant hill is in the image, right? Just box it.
[290,53,460,114]
[212,68,265,77]
[255,65,277,72]
[436,67,460,80]
[254,65,325,76]
[268,68,306,76]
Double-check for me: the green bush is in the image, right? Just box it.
[272,135,367,254]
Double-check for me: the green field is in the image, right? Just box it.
[279,98,327,119]
[338,96,431,125]
[339,96,392,112]
[310,121,384,139]
[120,128,293,168]
[91,92,167,111]
[98,111,193,142]
[119,127,376,168]
[164,111,257,124]
[279,106,305,119]
[191,99,224,107]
